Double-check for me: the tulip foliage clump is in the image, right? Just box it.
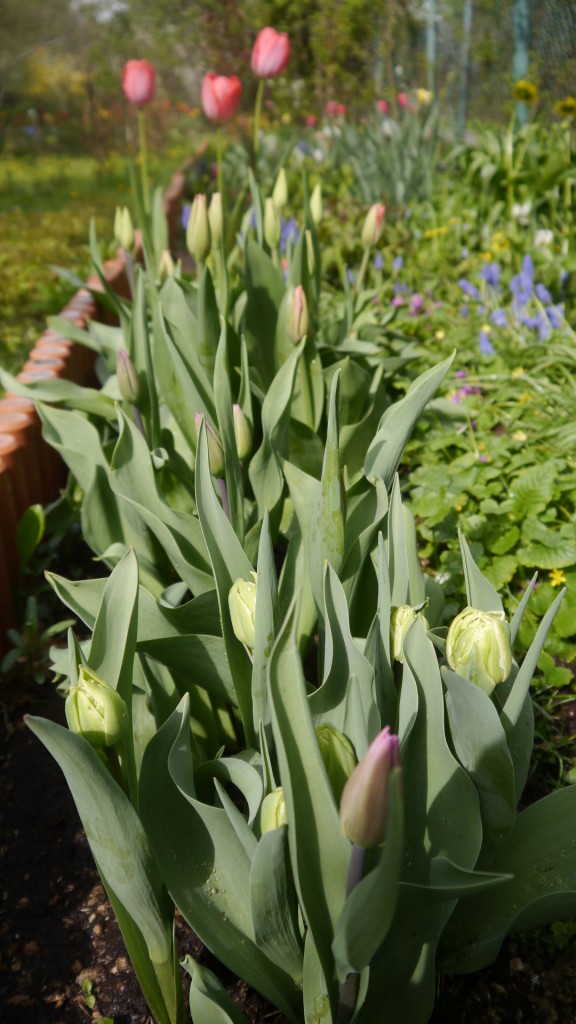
[5,40,576,1024]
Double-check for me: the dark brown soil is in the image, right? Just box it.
[1,674,575,1024]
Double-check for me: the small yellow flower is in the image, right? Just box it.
[554,97,576,118]
[415,88,433,107]
[511,367,525,378]
[435,329,445,341]
[481,251,494,261]
[513,430,527,442]
[518,390,532,404]
[481,323,492,334]
[281,112,292,125]
[423,225,448,239]
[549,569,567,587]
[512,80,539,105]
[490,232,510,253]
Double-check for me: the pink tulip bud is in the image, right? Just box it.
[251,27,291,79]
[287,284,309,344]
[376,99,389,115]
[122,60,156,106]
[201,72,242,123]
[305,114,318,128]
[116,350,139,403]
[339,726,401,848]
[195,413,225,478]
[397,91,408,110]
[361,202,386,248]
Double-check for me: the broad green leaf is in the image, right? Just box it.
[439,785,576,974]
[443,669,515,845]
[26,716,178,1024]
[138,698,302,1023]
[459,529,503,612]
[154,305,214,450]
[213,320,244,541]
[16,504,45,570]
[268,603,349,1011]
[364,353,455,488]
[182,957,249,1024]
[249,827,304,984]
[252,510,278,738]
[244,236,284,387]
[195,419,255,744]
[307,372,345,620]
[509,463,555,519]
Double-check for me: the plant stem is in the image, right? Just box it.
[217,478,231,521]
[355,247,371,292]
[253,79,265,158]
[137,108,151,214]
[337,845,366,1022]
[216,126,224,198]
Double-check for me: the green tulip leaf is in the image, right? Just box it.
[249,827,304,984]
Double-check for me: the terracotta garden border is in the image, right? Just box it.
[0,170,187,651]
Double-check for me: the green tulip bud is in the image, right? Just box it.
[264,196,281,249]
[65,666,128,748]
[310,183,323,225]
[446,606,512,695]
[186,194,211,262]
[390,604,430,663]
[286,284,309,344]
[361,202,386,248]
[232,403,252,460]
[340,726,400,848]
[114,206,134,250]
[316,724,357,803]
[228,571,258,649]
[158,248,176,282]
[195,413,225,478]
[260,787,287,833]
[272,168,288,211]
[304,229,315,275]
[116,350,140,403]
[208,192,223,249]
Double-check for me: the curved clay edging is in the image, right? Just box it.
[0,170,187,651]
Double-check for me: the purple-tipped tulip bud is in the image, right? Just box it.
[65,666,128,748]
[260,787,287,833]
[195,413,225,478]
[232,404,252,460]
[340,726,400,848]
[186,194,211,262]
[116,350,140,403]
[316,724,357,803]
[446,606,512,695]
[361,202,386,248]
[287,284,309,344]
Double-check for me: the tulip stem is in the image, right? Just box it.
[346,843,366,896]
[337,845,365,1023]
[355,247,371,293]
[216,126,224,198]
[132,404,147,442]
[137,108,151,214]
[253,79,265,158]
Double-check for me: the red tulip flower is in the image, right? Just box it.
[201,72,242,122]
[376,99,389,115]
[397,91,408,109]
[122,60,155,106]
[251,27,291,78]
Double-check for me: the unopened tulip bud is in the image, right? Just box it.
[208,192,223,248]
[340,726,400,848]
[361,202,386,248]
[158,248,175,281]
[264,196,281,249]
[65,666,128,748]
[272,168,288,211]
[232,403,252,460]
[228,571,258,649]
[446,607,512,695]
[116,350,140,403]
[195,413,225,478]
[114,206,134,250]
[260,787,287,833]
[316,724,357,803]
[186,194,211,262]
[286,284,309,344]
[304,229,315,275]
[310,183,323,225]
[390,604,430,663]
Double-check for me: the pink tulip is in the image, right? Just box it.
[340,727,401,848]
[201,73,242,123]
[376,99,389,115]
[306,114,318,128]
[397,92,408,109]
[122,60,155,106]
[251,27,291,79]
